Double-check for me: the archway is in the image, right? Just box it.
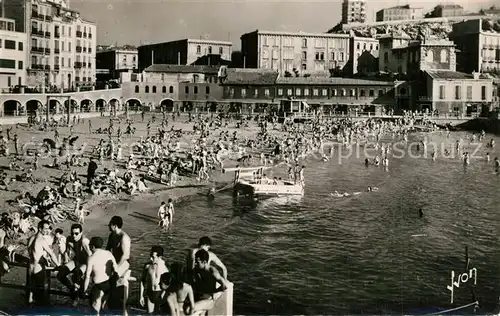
[209,102,218,113]
[26,100,43,116]
[64,99,78,114]
[125,98,141,112]
[2,100,22,116]
[96,99,107,112]
[109,98,120,113]
[48,99,61,114]
[81,99,93,112]
[160,99,174,112]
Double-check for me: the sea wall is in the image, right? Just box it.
[456,118,500,134]
[0,111,126,125]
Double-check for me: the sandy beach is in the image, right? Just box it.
[0,112,264,312]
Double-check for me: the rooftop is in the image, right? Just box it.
[276,77,394,86]
[241,29,349,39]
[222,68,279,85]
[144,64,220,74]
[436,4,463,9]
[425,70,476,79]
[384,5,422,10]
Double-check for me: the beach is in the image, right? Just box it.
[0,112,259,312]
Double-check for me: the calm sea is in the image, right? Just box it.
[8,131,500,315]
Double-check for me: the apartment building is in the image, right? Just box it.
[376,5,424,22]
[349,36,379,75]
[427,4,464,18]
[137,39,232,71]
[450,19,500,73]
[96,45,137,81]
[341,0,366,24]
[0,18,27,89]
[2,0,96,90]
[240,30,350,76]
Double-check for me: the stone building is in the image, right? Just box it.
[376,5,424,22]
[0,18,27,89]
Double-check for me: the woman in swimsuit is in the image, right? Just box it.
[160,263,195,316]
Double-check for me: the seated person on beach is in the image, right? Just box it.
[187,237,227,280]
[139,246,169,314]
[191,250,230,315]
[159,264,195,316]
[83,237,118,315]
[57,223,91,303]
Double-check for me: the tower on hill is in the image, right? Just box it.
[341,0,366,24]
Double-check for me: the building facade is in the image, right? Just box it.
[221,70,395,114]
[341,0,366,24]
[428,4,464,18]
[96,46,138,81]
[376,5,423,22]
[450,19,500,74]
[137,39,232,71]
[121,64,222,111]
[240,30,350,76]
[0,18,27,89]
[348,36,379,75]
[419,70,493,115]
[27,0,97,90]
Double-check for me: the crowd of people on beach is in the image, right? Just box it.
[0,107,497,315]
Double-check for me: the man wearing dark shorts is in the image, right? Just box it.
[83,237,118,315]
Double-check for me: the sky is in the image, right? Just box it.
[70,0,496,49]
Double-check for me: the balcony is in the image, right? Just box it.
[88,33,92,39]
[31,11,42,20]
[30,46,44,53]
[88,63,92,68]
[54,32,60,38]
[44,65,50,71]
[83,47,87,53]
[54,48,60,54]
[54,65,60,71]
[44,31,51,38]
[76,31,82,38]
[44,48,50,54]
[74,62,82,68]
[30,64,44,70]
[418,96,433,102]
[83,32,87,38]
[88,48,92,53]
[83,62,87,67]
[76,46,82,53]
[31,28,45,37]
[45,15,52,21]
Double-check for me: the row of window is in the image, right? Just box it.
[135,85,175,94]
[0,59,23,70]
[438,85,488,100]
[227,87,386,98]
[195,45,224,55]
[0,20,15,31]
[262,37,349,50]
[0,39,24,51]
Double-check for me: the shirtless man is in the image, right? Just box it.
[139,246,169,314]
[106,216,131,311]
[157,202,169,229]
[192,249,230,315]
[106,216,131,277]
[83,237,118,315]
[57,223,91,304]
[187,236,227,280]
[27,220,60,304]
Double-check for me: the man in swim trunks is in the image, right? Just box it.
[157,202,169,229]
[192,249,230,313]
[83,236,118,315]
[57,223,91,305]
[139,246,169,314]
[27,220,60,304]
[187,236,227,280]
[106,216,131,311]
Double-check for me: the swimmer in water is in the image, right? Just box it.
[418,208,423,218]
[367,186,378,192]
[486,152,490,163]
